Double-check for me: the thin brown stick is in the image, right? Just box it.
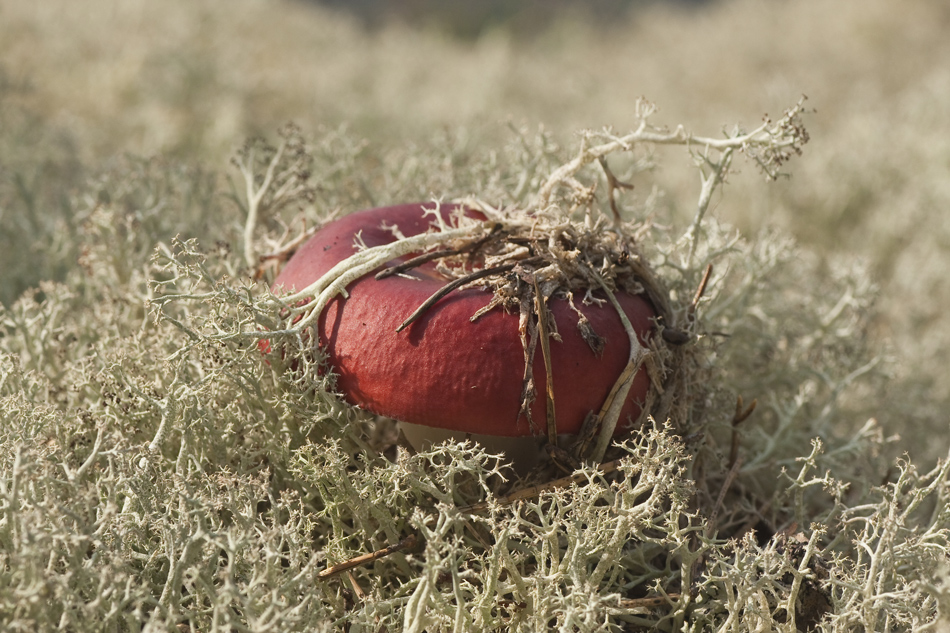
[395,258,542,332]
[458,458,622,514]
[545,443,580,475]
[318,534,419,580]
[733,395,757,425]
[375,224,503,280]
[689,263,713,318]
[517,285,540,433]
[597,156,635,224]
[569,412,600,463]
[618,593,682,610]
[347,571,382,628]
[375,247,461,279]
[707,455,743,537]
[729,395,757,469]
[533,277,558,447]
[346,571,367,599]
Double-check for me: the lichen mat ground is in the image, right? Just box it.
[3,1,950,631]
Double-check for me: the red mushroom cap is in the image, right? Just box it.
[273,203,655,437]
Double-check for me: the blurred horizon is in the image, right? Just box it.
[304,0,710,39]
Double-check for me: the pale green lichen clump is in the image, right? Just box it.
[2,104,949,632]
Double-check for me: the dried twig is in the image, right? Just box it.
[375,247,462,280]
[458,458,622,514]
[533,276,558,446]
[318,534,419,580]
[267,223,483,338]
[706,455,743,538]
[689,263,714,319]
[618,593,682,610]
[597,156,635,224]
[375,224,503,280]
[395,259,541,332]
[729,395,757,470]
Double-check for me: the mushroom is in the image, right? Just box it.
[273,202,656,469]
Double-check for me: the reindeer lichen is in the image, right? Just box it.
[1,103,947,632]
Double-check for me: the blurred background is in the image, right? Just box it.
[2,0,948,457]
